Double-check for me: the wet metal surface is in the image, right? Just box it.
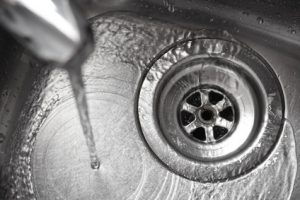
[178,88,235,143]
[138,33,285,182]
[0,12,298,199]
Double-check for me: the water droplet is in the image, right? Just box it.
[288,26,296,34]
[147,74,154,81]
[0,133,5,143]
[96,22,101,27]
[91,160,100,170]
[234,27,240,33]
[275,12,282,18]
[257,17,264,24]
[163,0,175,13]
[277,74,281,79]
[242,11,249,16]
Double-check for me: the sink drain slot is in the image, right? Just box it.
[179,88,235,143]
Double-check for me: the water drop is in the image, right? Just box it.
[163,0,175,13]
[91,159,100,170]
[234,27,240,33]
[242,11,249,16]
[275,12,282,18]
[257,17,264,24]
[288,26,296,34]
[147,74,154,81]
[0,133,5,143]
[96,22,101,27]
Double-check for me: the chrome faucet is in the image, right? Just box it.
[0,0,93,67]
[0,0,101,169]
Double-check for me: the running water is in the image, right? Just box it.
[68,67,100,170]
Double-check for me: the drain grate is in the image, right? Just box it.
[179,88,235,143]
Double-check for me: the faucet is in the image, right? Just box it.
[0,0,101,169]
[0,0,93,67]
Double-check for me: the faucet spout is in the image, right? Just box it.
[0,0,93,65]
[0,0,100,170]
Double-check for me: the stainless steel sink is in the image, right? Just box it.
[0,0,300,199]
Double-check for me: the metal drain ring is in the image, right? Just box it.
[137,36,284,182]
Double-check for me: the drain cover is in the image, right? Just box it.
[179,88,235,143]
[137,37,284,182]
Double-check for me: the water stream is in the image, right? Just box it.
[68,67,100,170]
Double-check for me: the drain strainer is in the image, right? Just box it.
[137,36,284,182]
[179,88,235,143]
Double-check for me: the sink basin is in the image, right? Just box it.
[0,0,300,199]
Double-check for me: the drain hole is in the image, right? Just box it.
[219,107,234,121]
[186,92,201,107]
[181,110,195,126]
[201,109,214,121]
[191,127,206,141]
[213,126,228,140]
[179,88,236,143]
[209,91,223,105]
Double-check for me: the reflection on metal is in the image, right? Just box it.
[0,0,92,64]
[179,88,235,143]
[138,36,285,181]
[0,13,296,200]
